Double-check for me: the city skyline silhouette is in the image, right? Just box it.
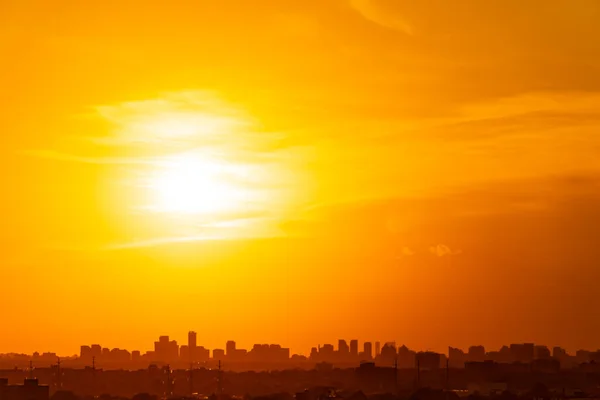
[3,336,600,371]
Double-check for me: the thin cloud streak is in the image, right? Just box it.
[350,0,414,35]
[106,231,282,250]
[19,149,161,165]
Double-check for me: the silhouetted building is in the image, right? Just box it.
[188,331,197,362]
[362,342,373,361]
[180,345,189,361]
[416,352,441,370]
[213,349,225,361]
[465,360,498,374]
[316,344,335,362]
[0,378,6,400]
[154,336,179,362]
[80,346,92,362]
[535,345,551,360]
[468,346,485,362]
[310,347,318,360]
[272,344,290,361]
[553,346,567,358]
[108,348,131,362]
[510,343,534,363]
[397,345,416,368]
[1,379,49,400]
[132,350,141,362]
[449,347,466,368]
[90,345,102,360]
[338,340,349,357]
[576,349,591,363]
[590,350,600,363]
[532,358,560,373]
[350,340,359,359]
[226,341,237,360]
[379,343,397,365]
[355,362,396,393]
[196,346,210,362]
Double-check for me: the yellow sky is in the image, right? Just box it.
[2,0,600,356]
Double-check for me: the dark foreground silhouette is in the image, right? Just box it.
[1,362,599,400]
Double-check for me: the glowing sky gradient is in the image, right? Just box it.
[2,0,600,356]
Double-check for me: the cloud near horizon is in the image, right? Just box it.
[429,244,461,257]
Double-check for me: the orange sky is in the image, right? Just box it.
[2,0,600,356]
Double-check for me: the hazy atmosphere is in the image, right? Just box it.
[2,0,600,356]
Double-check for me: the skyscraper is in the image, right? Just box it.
[188,331,197,362]
[364,342,373,360]
[350,340,359,358]
[338,340,350,355]
[375,342,381,357]
[226,341,236,360]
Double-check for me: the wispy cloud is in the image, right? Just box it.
[24,90,289,163]
[19,149,160,165]
[429,244,462,257]
[106,228,282,250]
[106,235,228,250]
[91,90,281,152]
[396,247,415,258]
[350,0,413,35]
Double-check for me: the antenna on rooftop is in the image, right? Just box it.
[189,362,194,396]
[416,358,421,389]
[92,356,97,397]
[395,356,399,396]
[166,364,172,398]
[446,358,450,390]
[217,360,223,396]
[56,357,62,390]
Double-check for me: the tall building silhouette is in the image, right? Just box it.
[154,336,179,362]
[338,340,349,353]
[80,346,92,361]
[363,342,373,360]
[338,340,349,361]
[350,340,359,358]
[188,331,197,362]
[226,341,236,360]
[380,343,397,365]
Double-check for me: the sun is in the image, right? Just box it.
[147,153,249,215]
[99,91,305,242]
[102,92,291,234]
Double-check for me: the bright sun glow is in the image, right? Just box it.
[108,93,294,235]
[148,153,250,215]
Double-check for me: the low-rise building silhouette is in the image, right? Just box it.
[0,379,49,400]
